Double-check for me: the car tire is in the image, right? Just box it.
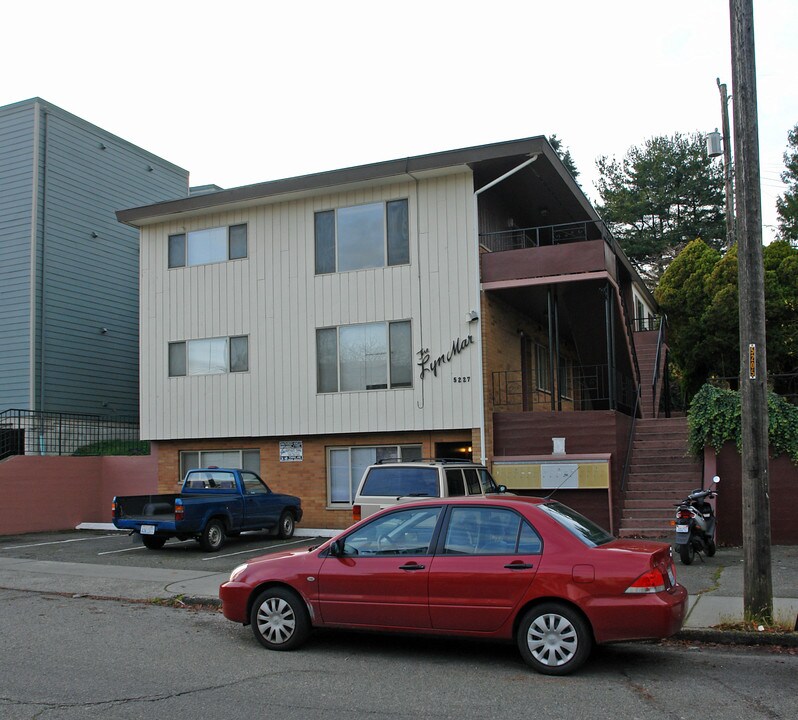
[277,511,295,539]
[250,587,310,651]
[199,519,226,552]
[141,535,167,550]
[517,603,592,676]
[679,542,695,565]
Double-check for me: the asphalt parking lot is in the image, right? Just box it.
[0,529,328,574]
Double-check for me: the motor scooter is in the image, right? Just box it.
[673,475,719,565]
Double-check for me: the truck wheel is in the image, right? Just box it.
[142,535,166,550]
[250,587,310,650]
[278,511,295,539]
[200,519,226,552]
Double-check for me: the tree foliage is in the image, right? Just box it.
[656,239,798,400]
[596,132,725,287]
[777,123,798,243]
[548,134,580,180]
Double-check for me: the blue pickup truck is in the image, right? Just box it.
[112,468,303,552]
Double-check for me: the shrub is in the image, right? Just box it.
[687,383,798,462]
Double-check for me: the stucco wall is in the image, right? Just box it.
[0,453,158,535]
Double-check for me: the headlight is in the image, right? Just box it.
[229,563,249,582]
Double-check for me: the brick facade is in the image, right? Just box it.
[156,429,475,530]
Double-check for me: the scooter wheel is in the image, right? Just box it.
[706,540,716,557]
[679,542,695,565]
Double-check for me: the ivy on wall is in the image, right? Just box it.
[687,384,798,463]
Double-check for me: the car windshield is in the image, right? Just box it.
[538,501,614,547]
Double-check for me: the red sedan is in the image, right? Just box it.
[219,496,686,675]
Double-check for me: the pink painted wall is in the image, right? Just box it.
[0,450,158,536]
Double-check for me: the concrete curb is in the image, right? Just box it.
[675,628,798,647]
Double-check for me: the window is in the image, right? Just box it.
[536,343,551,393]
[443,507,542,555]
[315,199,409,274]
[169,336,249,377]
[340,506,442,557]
[327,445,422,506]
[316,321,412,393]
[168,224,247,268]
[179,449,260,480]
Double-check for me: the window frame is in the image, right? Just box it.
[168,335,249,377]
[316,320,412,393]
[179,449,261,480]
[314,199,409,275]
[168,223,248,269]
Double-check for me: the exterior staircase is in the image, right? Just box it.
[618,416,702,538]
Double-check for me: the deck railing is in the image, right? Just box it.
[479,219,613,253]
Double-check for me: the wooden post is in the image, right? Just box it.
[729,0,773,620]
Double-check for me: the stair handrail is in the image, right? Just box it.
[651,314,668,417]
[620,385,642,495]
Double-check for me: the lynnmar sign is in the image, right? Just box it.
[417,334,475,380]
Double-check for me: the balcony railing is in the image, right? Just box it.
[0,409,144,459]
[479,219,613,253]
[492,366,637,415]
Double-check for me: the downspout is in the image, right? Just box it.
[554,287,561,411]
[406,167,425,411]
[547,288,555,411]
[473,153,540,465]
[29,101,41,411]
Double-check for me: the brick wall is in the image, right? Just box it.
[155,429,474,530]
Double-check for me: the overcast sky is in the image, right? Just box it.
[4,1,796,242]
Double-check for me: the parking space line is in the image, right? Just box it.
[97,541,184,556]
[202,537,318,561]
[1,535,122,551]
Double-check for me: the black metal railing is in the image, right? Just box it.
[491,365,637,415]
[0,409,144,459]
[479,219,614,253]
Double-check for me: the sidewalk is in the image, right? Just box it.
[0,536,796,644]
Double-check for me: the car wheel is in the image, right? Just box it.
[517,603,592,676]
[141,535,166,550]
[200,519,226,552]
[278,511,295,539]
[250,587,310,651]
[679,542,695,565]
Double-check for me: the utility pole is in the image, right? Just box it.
[717,78,735,249]
[729,0,773,620]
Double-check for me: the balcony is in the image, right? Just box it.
[480,220,619,286]
[491,366,636,416]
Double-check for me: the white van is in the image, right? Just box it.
[352,458,508,522]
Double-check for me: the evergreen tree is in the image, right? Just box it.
[548,134,580,180]
[776,123,798,244]
[596,132,725,287]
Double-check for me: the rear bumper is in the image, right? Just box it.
[586,584,688,644]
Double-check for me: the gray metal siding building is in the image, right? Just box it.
[0,98,189,416]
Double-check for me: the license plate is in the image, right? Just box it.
[675,525,689,533]
[140,524,156,535]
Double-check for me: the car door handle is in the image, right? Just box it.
[399,563,426,571]
[504,563,534,570]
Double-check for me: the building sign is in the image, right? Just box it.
[417,334,475,380]
[279,441,303,462]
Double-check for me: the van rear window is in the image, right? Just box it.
[360,467,440,498]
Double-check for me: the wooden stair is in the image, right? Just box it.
[618,416,702,538]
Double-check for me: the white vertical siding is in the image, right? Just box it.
[140,172,481,440]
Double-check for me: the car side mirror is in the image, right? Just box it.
[328,539,344,557]
[498,484,507,493]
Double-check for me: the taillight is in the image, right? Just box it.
[352,504,361,523]
[624,567,666,594]
[677,510,692,519]
[175,500,184,521]
[111,499,117,517]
